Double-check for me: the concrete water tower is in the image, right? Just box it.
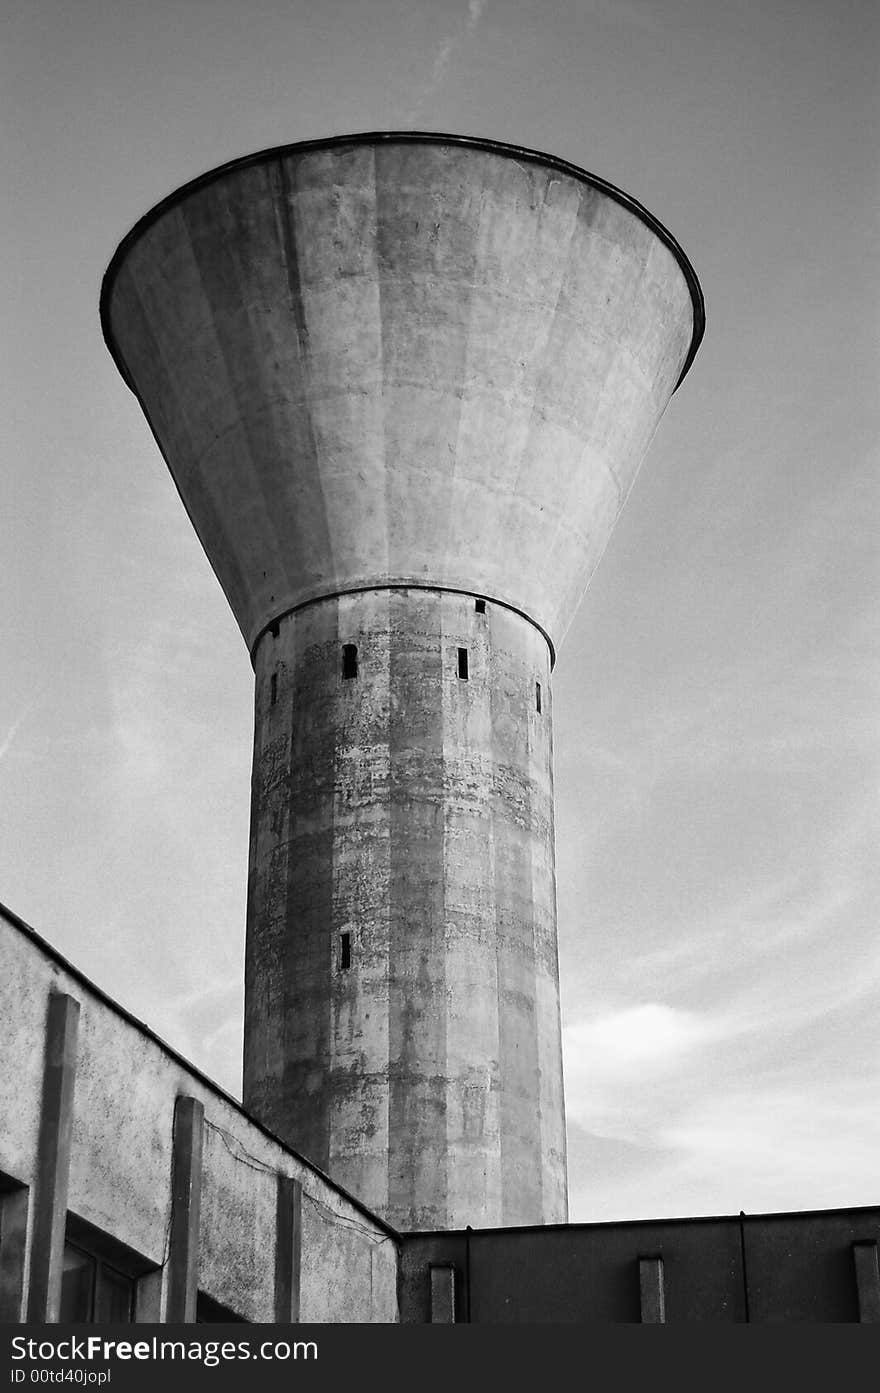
[101,133,703,1232]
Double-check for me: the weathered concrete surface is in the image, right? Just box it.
[0,906,399,1322]
[102,134,703,1232]
[103,136,700,655]
[246,589,564,1229]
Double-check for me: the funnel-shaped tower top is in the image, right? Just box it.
[102,133,703,660]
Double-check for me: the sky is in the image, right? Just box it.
[2,0,878,1224]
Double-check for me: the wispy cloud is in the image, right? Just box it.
[146,972,243,1095]
[564,855,879,1130]
[578,653,880,792]
[569,1074,880,1221]
[563,1001,734,1141]
[582,0,659,31]
[0,706,45,778]
[406,1,489,122]
[618,825,876,998]
[564,989,880,1219]
[566,1002,725,1075]
[0,709,30,766]
[662,1082,880,1179]
[560,740,880,1218]
[653,1078,880,1215]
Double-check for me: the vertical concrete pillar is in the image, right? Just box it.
[165,1095,204,1323]
[853,1241,880,1323]
[274,1175,302,1322]
[134,1269,163,1323]
[639,1255,666,1324]
[26,991,79,1322]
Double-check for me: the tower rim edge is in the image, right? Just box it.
[249,583,558,670]
[99,128,705,395]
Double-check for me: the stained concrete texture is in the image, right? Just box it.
[246,589,565,1230]
[102,134,703,1232]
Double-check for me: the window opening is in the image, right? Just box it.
[342,644,358,680]
[536,681,542,713]
[60,1242,134,1323]
[340,932,351,971]
[457,648,469,680]
[474,599,486,614]
[270,672,278,705]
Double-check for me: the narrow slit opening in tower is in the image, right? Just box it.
[342,644,358,680]
[457,648,468,680]
[474,599,486,614]
[270,672,278,706]
[536,681,542,713]
[340,932,351,971]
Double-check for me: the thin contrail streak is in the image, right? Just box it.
[407,0,488,122]
[0,710,28,765]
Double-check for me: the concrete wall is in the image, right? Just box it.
[245,589,565,1231]
[0,905,399,1323]
[400,1210,880,1322]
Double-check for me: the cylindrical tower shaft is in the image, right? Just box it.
[101,133,703,1231]
[246,589,564,1228]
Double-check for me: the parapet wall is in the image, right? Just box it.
[400,1210,880,1322]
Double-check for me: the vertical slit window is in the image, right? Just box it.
[535,681,542,713]
[270,673,278,706]
[457,648,469,680]
[340,933,351,971]
[342,644,358,680]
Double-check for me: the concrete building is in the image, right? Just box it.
[2,134,877,1323]
[1,904,397,1324]
[3,899,879,1324]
